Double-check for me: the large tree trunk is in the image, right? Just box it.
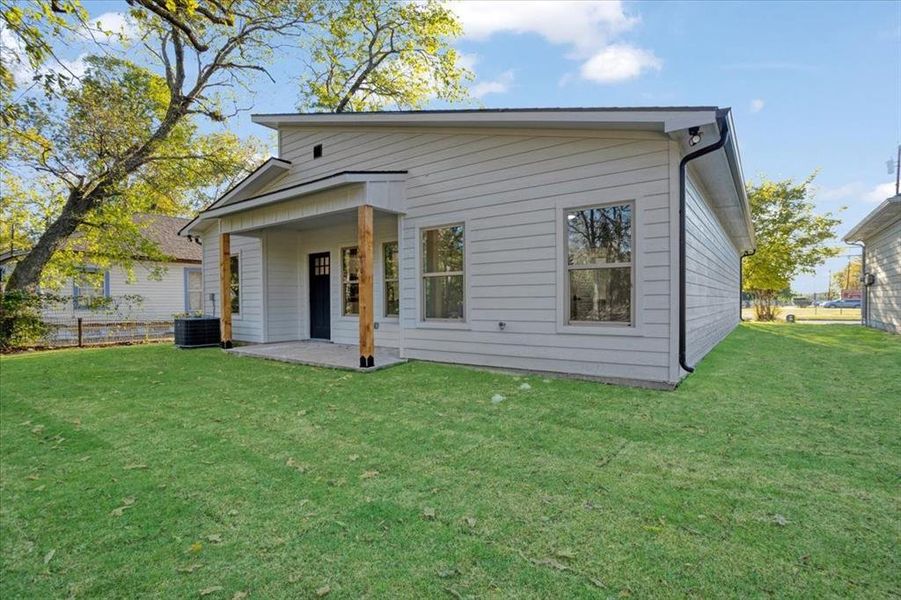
[5,189,93,292]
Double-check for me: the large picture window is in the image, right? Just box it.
[229,254,240,315]
[342,246,359,316]
[421,224,464,320]
[383,241,399,317]
[566,203,632,324]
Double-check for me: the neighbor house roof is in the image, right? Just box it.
[843,193,901,242]
[132,214,202,262]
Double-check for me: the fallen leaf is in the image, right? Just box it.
[177,563,203,573]
[78,456,91,462]
[555,549,576,560]
[519,382,532,391]
[536,558,569,571]
[31,425,45,434]
[463,516,477,528]
[26,474,39,480]
[315,585,331,596]
[227,509,239,516]
[189,542,204,554]
[121,496,136,506]
[437,565,461,578]
[286,457,307,473]
[288,573,302,583]
[232,593,248,600]
[199,586,223,596]
[772,514,789,527]
[124,464,148,470]
[43,549,55,564]
[490,394,505,404]
[348,454,360,462]
[360,470,379,479]
[33,485,46,492]
[422,507,436,520]
[110,497,136,517]
[207,534,222,544]
[589,577,606,588]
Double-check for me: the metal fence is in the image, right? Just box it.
[34,295,175,348]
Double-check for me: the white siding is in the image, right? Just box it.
[264,230,300,342]
[271,126,675,383]
[201,231,264,342]
[684,173,740,366]
[864,218,901,333]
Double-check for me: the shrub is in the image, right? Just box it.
[0,290,51,350]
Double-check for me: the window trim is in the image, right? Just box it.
[184,267,203,313]
[73,267,110,310]
[340,245,360,317]
[382,240,399,318]
[419,222,466,324]
[555,197,643,336]
[230,251,242,318]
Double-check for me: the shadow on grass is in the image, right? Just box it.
[744,322,899,356]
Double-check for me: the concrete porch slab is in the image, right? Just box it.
[227,340,406,372]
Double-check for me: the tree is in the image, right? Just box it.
[298,0,471,112]
[2,1,317,291]
[832,257,861,298]
[742,175,842,321]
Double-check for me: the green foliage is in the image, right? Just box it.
[299,0,472,112]
[831,257,861,295]
[743,174,841,320]
[0,289,50,349]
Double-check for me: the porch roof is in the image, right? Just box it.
[180,170,407,236]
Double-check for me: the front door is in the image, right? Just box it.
[309,252,331,339]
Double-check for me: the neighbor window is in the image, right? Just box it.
[566,203,632,324]
[342,246,359,315]
[185,268,203,312]
[421,224,464,320]
[229,254,240,315]
[383,241,399,317]
[73,268,109,310]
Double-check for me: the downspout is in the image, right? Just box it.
[847,241,866,326]
[679,117,731,373]
[739,248,756,321]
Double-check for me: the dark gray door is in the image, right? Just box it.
[309,252,331,339]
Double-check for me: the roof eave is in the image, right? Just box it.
[843,194,901,242]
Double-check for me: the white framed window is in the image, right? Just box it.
[341,246,359,316]
[73,268,110,310]
[184,268,203,313]
[565,202,633,325]
[383,241,399,317]
[229,254,241,315]
[421,224,464,321]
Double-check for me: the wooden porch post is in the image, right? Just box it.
[358,205,375,367]
[219,232,233,348]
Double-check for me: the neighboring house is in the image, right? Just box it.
[180,107,755,387]
[1,214,203,322]
[843,193,900,334]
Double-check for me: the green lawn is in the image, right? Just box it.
[742,307,861,322]
[1,324,899,598]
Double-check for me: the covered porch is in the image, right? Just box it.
[228,340,405,371]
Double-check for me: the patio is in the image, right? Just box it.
[227,340,405,371]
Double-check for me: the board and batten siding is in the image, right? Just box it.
[683,173,741,365]
[270,126,676,382]
[864,218,901,333]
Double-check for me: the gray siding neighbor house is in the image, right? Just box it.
[844,194,901,334]
[180,107,755,387]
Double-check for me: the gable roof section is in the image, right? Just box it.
[132,214,202,262]
[843,194,901,242]
[210,157,292,209]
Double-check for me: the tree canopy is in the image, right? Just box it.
[742,174,842,320]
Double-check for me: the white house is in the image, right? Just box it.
[843,193,900,334]
[180,107,755,387]
[1,214,204,322]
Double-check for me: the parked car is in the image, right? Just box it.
[822,299,861,309]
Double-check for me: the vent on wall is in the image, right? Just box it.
[313,143,323,159]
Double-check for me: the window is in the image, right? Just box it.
[342,246,359,315]
[229,254,240,315]
[566,203,632,324]
[383,241,399,317]
[185,268,203,313]
[421,224,464,320]
[73,268,109,309]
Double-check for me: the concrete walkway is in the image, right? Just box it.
[228,340,406,372]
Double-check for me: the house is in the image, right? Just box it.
[180,107,755,387]
[843,193,900,334]
[1,214,203,322]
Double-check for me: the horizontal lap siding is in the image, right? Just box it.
[272,126,674,382]
[865,219,901,333]
[684,176,740,365]
[201,232,264,342]
[265,230,299,342]
[109,262,193,320]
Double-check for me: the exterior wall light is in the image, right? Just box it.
[688,127,703,147]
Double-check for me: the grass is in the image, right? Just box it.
[741,307,861,321]
[1,324,899,599]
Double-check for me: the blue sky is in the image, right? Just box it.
[22,1,901,292]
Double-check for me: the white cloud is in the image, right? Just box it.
[0,24,31,84]
[78,11,137,44]
[750,98,765,113]
[865,182,896,203]
[579,44,661,83]
[471,69,515,98]
[456,52,480,72]
[449,0,659,85]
